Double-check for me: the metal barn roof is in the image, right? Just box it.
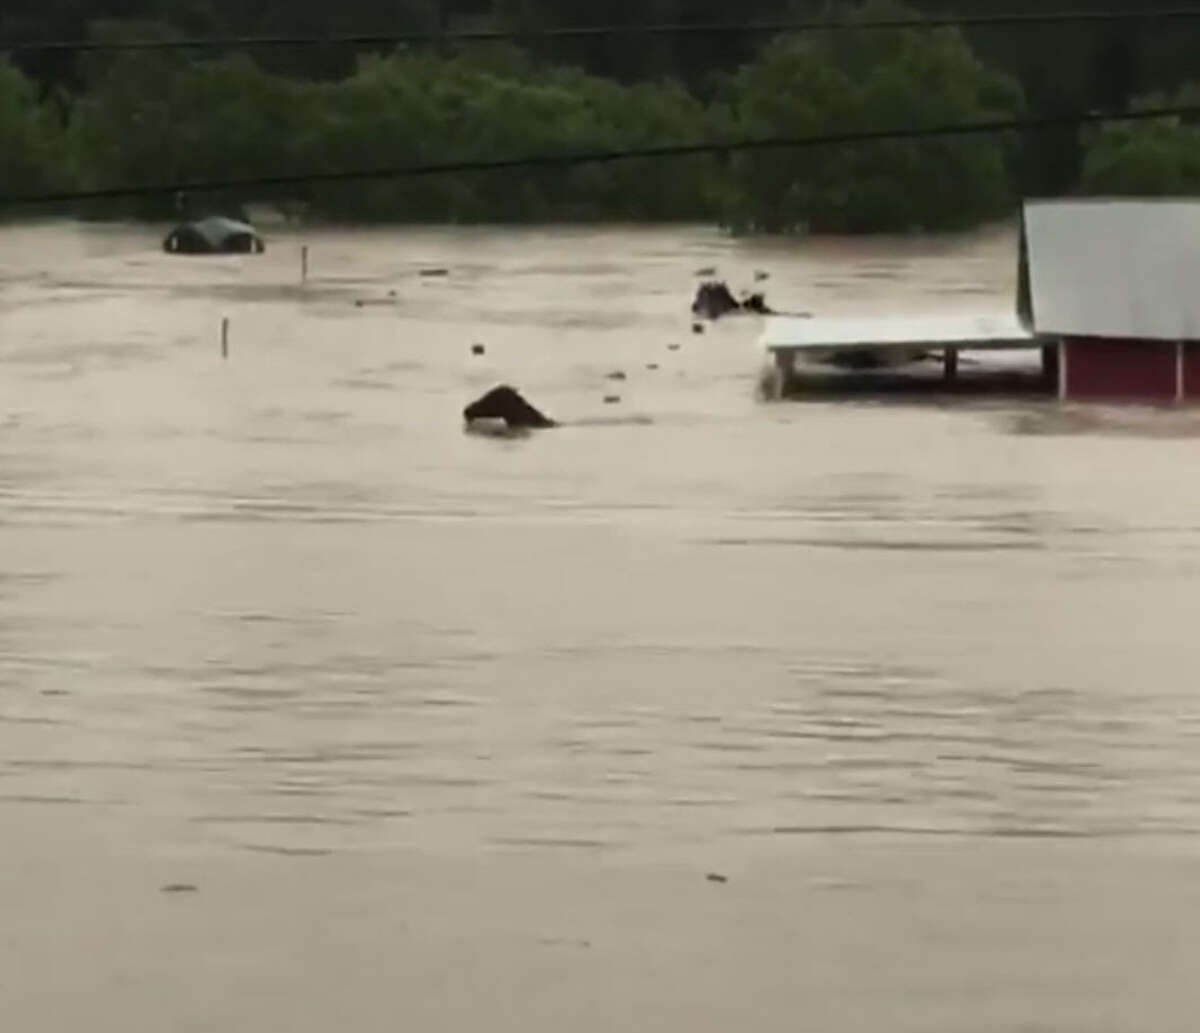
[760,311,1034,353]
[1023,198,1200,341]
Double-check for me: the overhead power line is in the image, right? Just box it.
[4,8,1200,56]
[4,105,1196,210]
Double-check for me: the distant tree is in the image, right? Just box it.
[722,0,1024,233]
[70,48,309,218]
[1080,87,1200,196]
[0,59,69,201]
[293,46,724,222]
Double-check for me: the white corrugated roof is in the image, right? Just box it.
[760,311,1034,351]
[1024,198,1200,340]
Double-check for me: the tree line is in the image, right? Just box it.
[1,0,1198,231]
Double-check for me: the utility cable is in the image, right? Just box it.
[4,8,1200,56]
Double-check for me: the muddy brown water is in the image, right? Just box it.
[3,220,1200,1032]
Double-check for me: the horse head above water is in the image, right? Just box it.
[463,385,557,429]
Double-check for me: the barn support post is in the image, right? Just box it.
[1176,341,1185,403]
[943,347,958,382]
[771,347,792,399]
[1041,344,1057,384]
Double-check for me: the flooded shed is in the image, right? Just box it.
[1021,198,1200,403]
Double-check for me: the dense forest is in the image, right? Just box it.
[1,0,1198,230]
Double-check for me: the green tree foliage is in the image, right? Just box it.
[722,0,1024,232]
[70,47,309,217]
[0,58,69,200]
[67,43,724,222]
[1080,87,1200,196]
[8,0,1199,231]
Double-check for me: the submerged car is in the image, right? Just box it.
[163,215,265,255]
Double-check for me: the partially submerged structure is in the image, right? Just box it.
[1021,199,1200,403]
[163,215,265,255]
[761,198,1200,404]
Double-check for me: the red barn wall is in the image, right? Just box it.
[1064,338,1178,402]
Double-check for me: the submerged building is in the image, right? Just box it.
[762,197,1200,404]
[1021,198,1200,403]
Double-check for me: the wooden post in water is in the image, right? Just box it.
[301,245,309,285]
[943,347,958,383]
[221,317,230,359]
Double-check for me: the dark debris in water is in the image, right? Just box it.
[161,883,199,894]
[706,873,729,884]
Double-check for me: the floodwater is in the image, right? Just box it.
[3,220,1200,1032]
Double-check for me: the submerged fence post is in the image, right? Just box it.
[221,316,230,359]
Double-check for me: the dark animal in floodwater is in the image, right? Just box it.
[691,280,775,319]
[463,385,556,429]
[163,215,264,255]
[692,281,741,319]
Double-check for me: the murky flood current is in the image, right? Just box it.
[3,220,1200,1032]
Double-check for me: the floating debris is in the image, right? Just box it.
[471,343,486,356]
[419,268,449,277]
[692,323,704,334]
[603,395,621,404]
[161,883,199,894]
[606,371,627,381]
[706,873,729,884]
[695,266,716,276]
[754,269,770,281]
[668,343,681,351]
[646,363,659,371]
